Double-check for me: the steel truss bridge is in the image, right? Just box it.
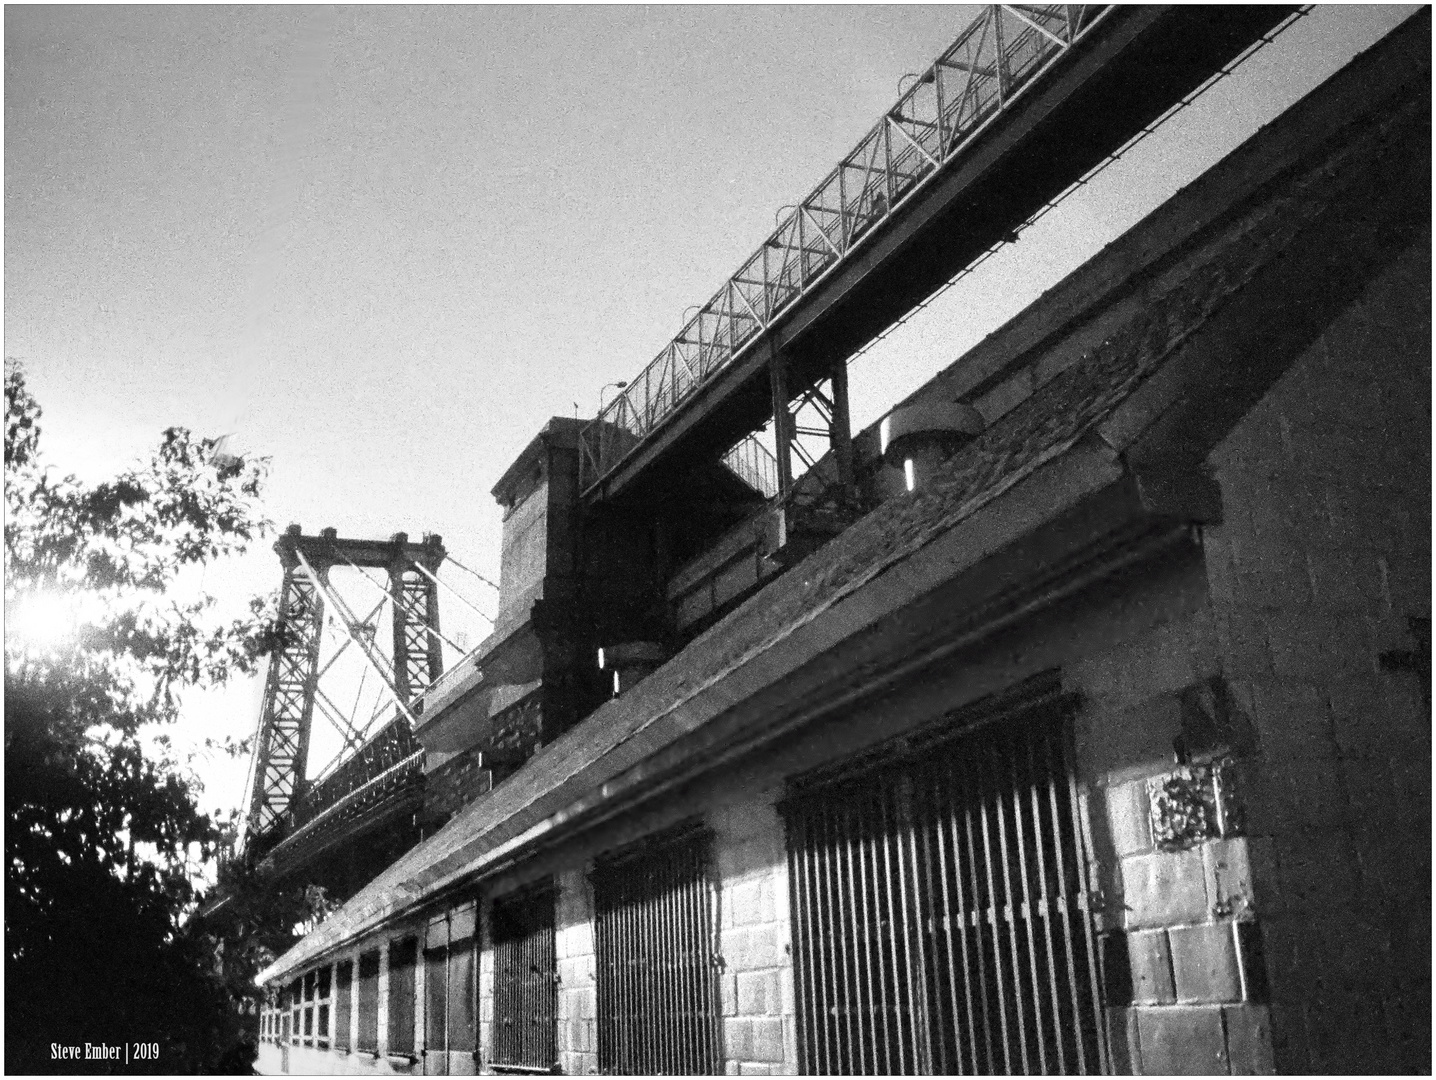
[233,3,1307,887]
[579,4,1304,509]
[239,526,496,871]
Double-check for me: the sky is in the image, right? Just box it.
[5,4,1420,824]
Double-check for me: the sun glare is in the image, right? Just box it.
[8,593,79,651]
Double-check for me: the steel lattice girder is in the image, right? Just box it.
[248,568,326,836]
[578,4,1303,504]
[579,5,1108,491]
[243,529,446,848]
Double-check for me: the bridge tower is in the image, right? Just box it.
[244,525,446,850]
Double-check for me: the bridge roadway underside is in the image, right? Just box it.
[585,5,1301,509]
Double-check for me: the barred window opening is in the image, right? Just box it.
[335,959,353,1051]
[493,883,558,1070]
[389,938,418,1055]
[357,950,381,1053]
[592,826,722,1075]
[425,902,478,1069]
[782,687,1107,1075]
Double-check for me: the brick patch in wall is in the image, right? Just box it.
[1146,760,1245,851]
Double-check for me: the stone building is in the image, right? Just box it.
[254,11,1429,1076]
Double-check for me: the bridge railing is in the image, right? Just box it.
[578,5,1113,493]
[291,717,418,829]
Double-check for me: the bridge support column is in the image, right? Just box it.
[830,359,855,495]
[768,344,795,499]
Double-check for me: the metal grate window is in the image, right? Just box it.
[357,950,380,1053]
[425,903,478,1073]
[782,682,1107,1075]
[335,960,353,1051]
[388,938,418,1055]
[493,883,559,1070]
[289,978,301,1046]
[592,825,722,1075]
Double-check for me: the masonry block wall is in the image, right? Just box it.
[422,749,494,827]
[475,898,493,1074]
[554,868,598,1076]
[1061,542,1276,1075]
[1202,237,1431,1074]
[712,795,798,1076]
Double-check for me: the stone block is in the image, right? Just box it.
[1233,554,1313,612]
[1265,619,1343,686]
[1106,779,1154,857]
[779,968,795,1017]
[1169,922,1242,1004]
[1326,675,1391,759]
[723,923,783,972]
[721,973,737,1017]
[1106,1006,1140,1075]
[727,875,778,929]
[1245,755,1348,835]
[1275,833,1359,913]
[1306,549,1387,613]
[1303,992,1395,1074]
[1129,929,1175,1005]
[1213,607,1274,681]
[1100,931,1134,1006]
[1379,674,1430,742]
[1245,678,1334,761]
[739,1065,773,1076]
[1203,838,1255,920]
[737,969,782,1017]
[558,956,590,990]
[749,1017,785,1064]
[1135,1004,1228,1075]
[1235,921,1270,1004]
[1122,849,1209,929]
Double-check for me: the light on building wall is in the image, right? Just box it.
[880,399,985,493]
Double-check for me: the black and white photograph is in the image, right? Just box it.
[5,4,1430,1075]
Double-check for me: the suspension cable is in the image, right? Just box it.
[443,553,501,593]
[314,597,387,684]
[409,558,495,626]
[294,550,421,729]
[334,552,467,654]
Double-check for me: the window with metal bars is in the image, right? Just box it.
[335,960,353,1051]
[289,978,301,1046]
[357,950,380,1053]
[592,824,722,1075]
[781,680,1107,1075]
[425,903,478,1072]
[388,938,418,1056]
[492,883,559,1071]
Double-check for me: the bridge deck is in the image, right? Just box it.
[579,4,1302,506]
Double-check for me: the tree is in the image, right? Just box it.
[4,361,273,1073]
